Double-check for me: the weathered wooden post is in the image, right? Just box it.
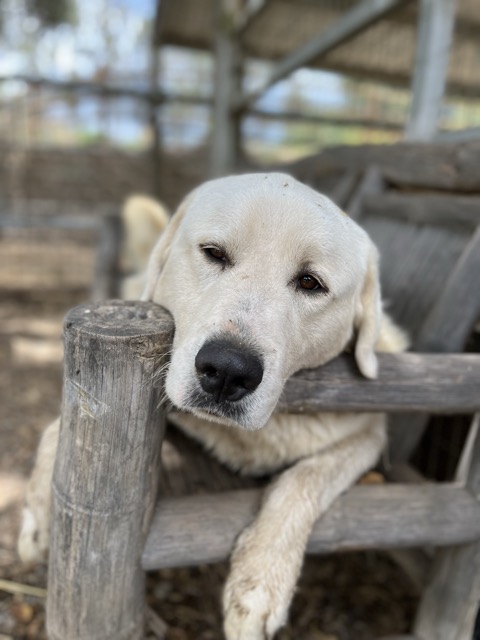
[46,300,174,640]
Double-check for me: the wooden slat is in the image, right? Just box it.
[363,192,480,230]
[417,226,480,353]
[346,165,385,220]
[327,170,359,209]
[142,484,480,570]
[278,353,480,414]
[289,141,480,193]
[414,415,480,640]
[363,218,467,339]
[389,226,480,461]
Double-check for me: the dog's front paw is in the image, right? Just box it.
[223,525,301,640]
[223,577,288,640]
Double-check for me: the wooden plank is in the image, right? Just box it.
[278,353,480,414]
[346,165,385,220]
[235,0,411,111]
[363,192,480,230]
[417,226,480,353]
[405,0,457,140]
[329,170,359,209]
[390,227,480,460]
[362,218,467,340]
[414,415,480,640]
[288,142,480,193]
[142,483,480,570]
[46,302,173,640]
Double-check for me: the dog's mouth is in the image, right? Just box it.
[184,387,249,427]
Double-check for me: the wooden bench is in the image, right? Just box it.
[44,165,480,640]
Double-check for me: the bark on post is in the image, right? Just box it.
[46,300,174,640]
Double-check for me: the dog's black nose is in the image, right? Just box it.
[195,339,263,403]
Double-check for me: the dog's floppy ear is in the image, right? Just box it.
[354,245,382,379]
[141,192,193,301]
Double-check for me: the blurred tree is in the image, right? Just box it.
[0,0,75,32]
[26,0,75,27]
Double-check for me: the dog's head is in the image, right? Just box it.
[143,173,381,429]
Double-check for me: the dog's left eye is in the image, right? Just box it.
[295,273,329,294]
[201,245,229,264]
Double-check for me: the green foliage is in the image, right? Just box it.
[27,0,76,27]
[0,0,76,31]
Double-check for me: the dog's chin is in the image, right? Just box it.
[166,378,278,430]
[174,388,272,430]
[188,406,267,430]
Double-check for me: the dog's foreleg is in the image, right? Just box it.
[17,417,60,562]
[223,416,386,640]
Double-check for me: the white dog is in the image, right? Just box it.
[19,173,407,640]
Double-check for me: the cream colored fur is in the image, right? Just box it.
[120,194,169,300]
[19,173,407,640]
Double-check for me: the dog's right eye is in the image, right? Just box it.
[201,245,229,264]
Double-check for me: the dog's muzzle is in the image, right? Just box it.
[195,339,263,403]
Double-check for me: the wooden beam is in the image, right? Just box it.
[234,0,412,112]
[210,0,243,177]
[0,73,165,103]
[142,483,480,569]
[278,353,480,415]
[0,76,403,132]
[249,108,404,131]
[405,0,458,141]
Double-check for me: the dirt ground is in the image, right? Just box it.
[0,290,418,640]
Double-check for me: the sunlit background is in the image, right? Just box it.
[1,0,479,163]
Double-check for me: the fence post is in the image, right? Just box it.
[404,0,457,141]
[46,300,174,640]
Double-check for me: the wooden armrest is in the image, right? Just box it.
[279,352,480,414]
